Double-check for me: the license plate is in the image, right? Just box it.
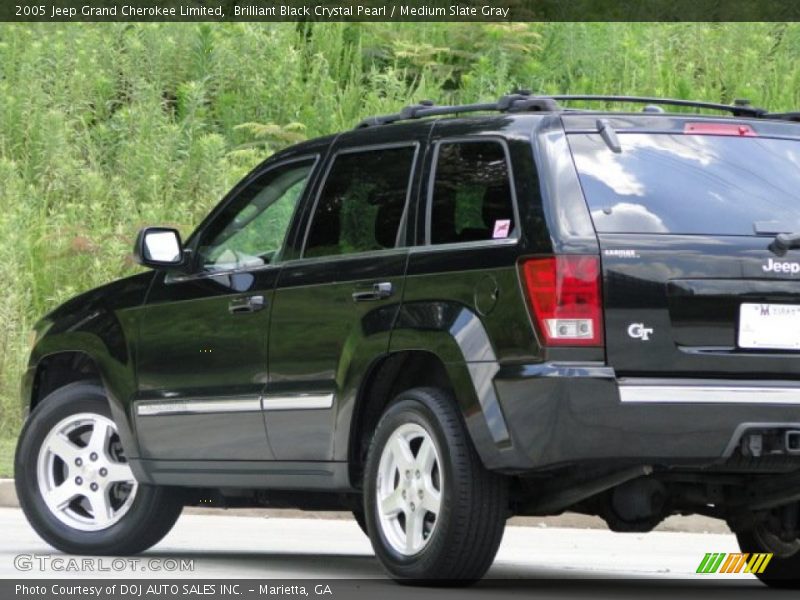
[739,303,800,350]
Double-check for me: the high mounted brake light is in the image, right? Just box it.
[684,123,756,136]
[519,256,604,347]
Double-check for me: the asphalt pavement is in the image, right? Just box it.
[0,507,766,589]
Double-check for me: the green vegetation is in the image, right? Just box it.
[0,437,13,478]
[2,22,800,470]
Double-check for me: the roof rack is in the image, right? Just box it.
[355,93,559,128]
[760,111,800,122]
[355,91,782,128]
[551,94,766,117]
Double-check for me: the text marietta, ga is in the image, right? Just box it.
[16,584,330,596]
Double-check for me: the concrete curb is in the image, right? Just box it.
[0,479,17,508]
[0,477,730,533]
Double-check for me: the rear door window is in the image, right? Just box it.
[303,145,416,258]
[569,133,800,236]
[428,140,516,244]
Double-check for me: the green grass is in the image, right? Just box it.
[3,22,800,437]
[0,436,15,479]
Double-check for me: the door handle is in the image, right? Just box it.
[228,295,266,314]
[352,282,394,303]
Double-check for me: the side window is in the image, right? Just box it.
[304,145,416,258]
[429,141,516,245]
[197,159,314,272]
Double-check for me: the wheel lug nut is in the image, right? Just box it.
[90,483,99,491]
[75,458,82,467]
[410,502,416,511]
[99,468,108,477]
[405,470,411,479]
[90,452,98,461]
[418,490,423,499]
[402,490,406,499]
[415,470,420,479]
[75,477,83,485]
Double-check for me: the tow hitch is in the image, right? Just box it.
[738,427,800,457]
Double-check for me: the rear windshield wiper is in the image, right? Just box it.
[769,231,800,256]
[596,119,622,153]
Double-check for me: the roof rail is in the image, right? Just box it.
[760,111,800,122]
[355,91,780,128]
[550,95,767,117]
[355,92,559,128]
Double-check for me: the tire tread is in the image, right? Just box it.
[15,381,183,556]
[364,386,507,583]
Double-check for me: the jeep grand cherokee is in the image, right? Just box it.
[15,93,800,586]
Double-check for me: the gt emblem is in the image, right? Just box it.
[627,323,654,341]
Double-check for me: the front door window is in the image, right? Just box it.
[197,160,314,272]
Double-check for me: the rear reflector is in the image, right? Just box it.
[519,256,604,346]
[684,123,756,137]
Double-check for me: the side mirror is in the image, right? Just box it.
[134,227,185,269]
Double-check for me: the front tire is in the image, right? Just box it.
[15,382,183,555]
[363,387,507,583]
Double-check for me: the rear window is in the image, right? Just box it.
[569,133,800,236]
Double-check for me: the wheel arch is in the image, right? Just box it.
[346,345,511,488]
[29,351,102,413]
[24,343,143,476]
[347,350,450,487]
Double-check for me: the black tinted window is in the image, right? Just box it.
[198,160,313,272]
[570,133,800,235]
[430,141,515,245]
[304,146,415,258]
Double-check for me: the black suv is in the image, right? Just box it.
[15,93,800,585]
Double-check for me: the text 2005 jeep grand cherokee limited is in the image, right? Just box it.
[15,93,800,586]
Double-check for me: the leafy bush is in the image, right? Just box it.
[2,22,800,440]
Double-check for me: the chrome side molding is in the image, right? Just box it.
[136,397,262,416]
[619,383,800,405]
[261,393,334,411]
[136,393,335,416]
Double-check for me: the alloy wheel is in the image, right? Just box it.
[375,422,443,556]
[36,413,137,531]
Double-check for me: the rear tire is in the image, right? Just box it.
[736,529,800,589]
[15,382,183,555]
[352,509,368,536]
[363,387,507,584]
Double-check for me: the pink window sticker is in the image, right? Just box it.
[492,219,511,239]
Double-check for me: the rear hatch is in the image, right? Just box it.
[565,115,800,379]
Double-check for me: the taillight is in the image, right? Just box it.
[519,256,604,347]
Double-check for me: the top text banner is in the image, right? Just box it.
[7,0,800,22]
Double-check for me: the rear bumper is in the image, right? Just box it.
[490,363,800,472]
